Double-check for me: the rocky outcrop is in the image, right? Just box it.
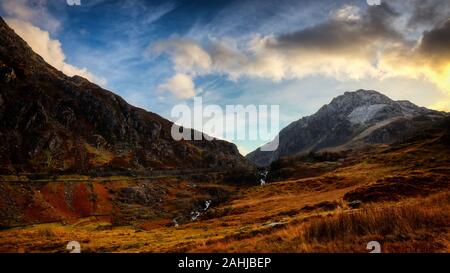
[0,17,248,174]
[247,89,447,166]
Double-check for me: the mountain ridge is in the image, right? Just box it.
[247,89,447,166]
[0,17,248,174]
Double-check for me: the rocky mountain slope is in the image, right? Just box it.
[2,114,449,251]
[0,17,248,174]
[247,89,447,166]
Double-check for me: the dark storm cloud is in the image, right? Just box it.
[419,19,450,58]
[272,3,402,55]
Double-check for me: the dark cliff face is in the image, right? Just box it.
[0,18,248,174]
[247,89,447,166]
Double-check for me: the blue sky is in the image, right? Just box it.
[1,0,450,154]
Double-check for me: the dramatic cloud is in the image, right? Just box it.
[378,19,450,95]
[5,18,106,86]
[1,0,60,32]
[158,73,196,99]
[419,19,450,60]
[274,3,401,54]
[405,0,450,29]
[151,2,450,105]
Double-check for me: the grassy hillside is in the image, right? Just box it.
[1,121,449,252]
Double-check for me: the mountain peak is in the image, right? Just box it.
[247,89,445,166]
[344,89,392,103]
[322,89,394,115]
[345,89,384,96]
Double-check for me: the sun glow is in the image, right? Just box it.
[438,64,450,93]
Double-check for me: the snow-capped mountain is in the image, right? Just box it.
[246,89,447,166]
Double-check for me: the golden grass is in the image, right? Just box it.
[302,201,450,243]
[1,188,449,253]
[193,192,450,253]
[1,138,449,253]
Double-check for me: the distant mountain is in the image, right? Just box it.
[247,89,447,166]
[0,17,248,174]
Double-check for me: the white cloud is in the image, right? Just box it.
[150,3,450,105]
[1,0,105,86]
[1,0,60,32]
[331,5,361,22]
[150,33,380,86]
[149,4,391,86]
[151,38,212,75]
[5,18,106,86]
[158,73,196,99]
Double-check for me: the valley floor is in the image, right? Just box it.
[1,172,449,252]
[1,133,449,253]
[1,183,449,253]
